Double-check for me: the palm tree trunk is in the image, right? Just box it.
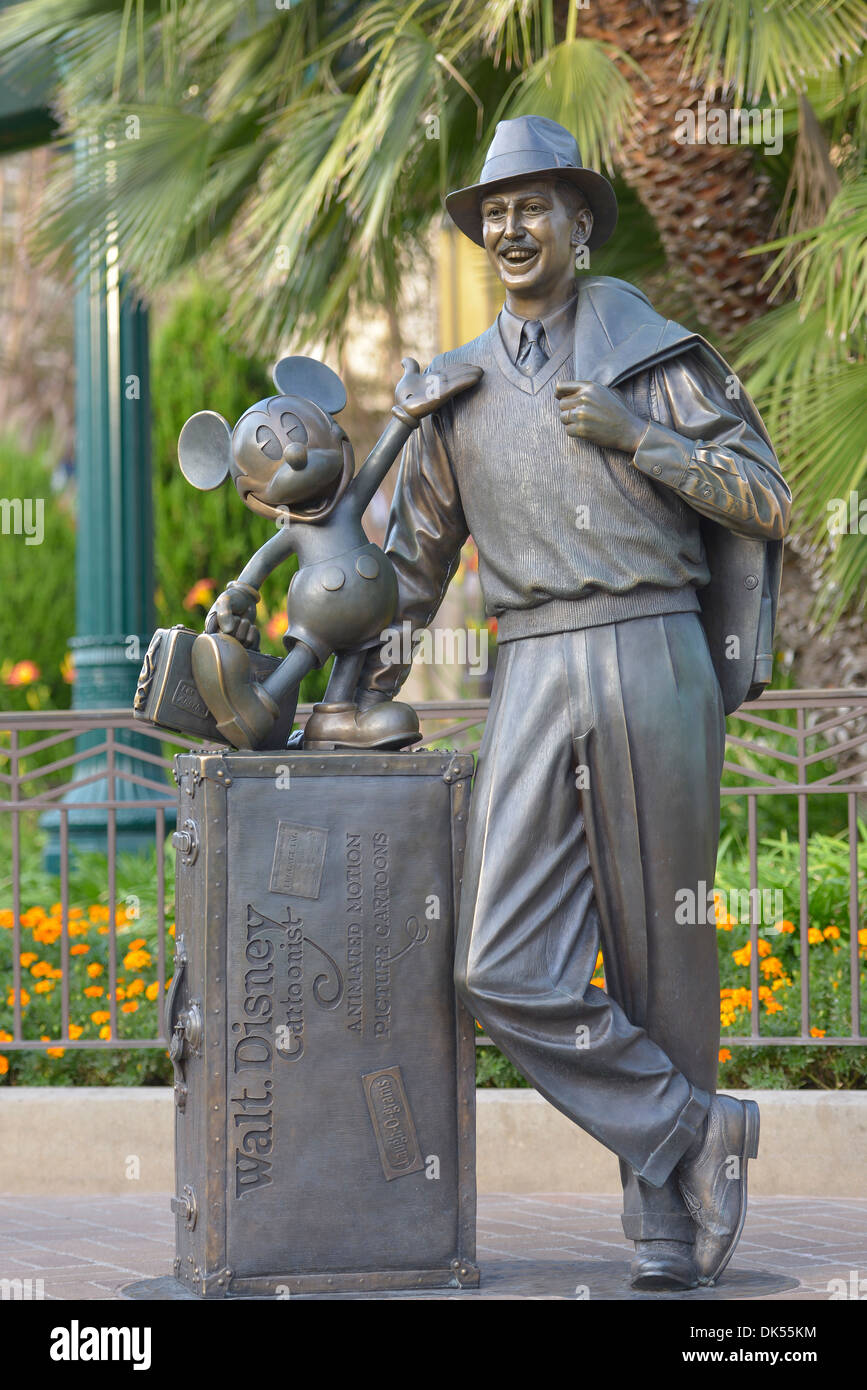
[574,0,781,342]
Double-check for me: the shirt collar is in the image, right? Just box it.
[498,291,579,363]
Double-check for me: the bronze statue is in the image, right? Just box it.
[353,115,791,1291]
[172,355,480,749]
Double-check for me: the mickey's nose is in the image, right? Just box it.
[283,443,307,470]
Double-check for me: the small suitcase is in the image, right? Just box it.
[164,747,478,1297]
[133,625,296,748]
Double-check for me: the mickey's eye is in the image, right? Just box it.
[280,412,308,444]
[255,425,282,461]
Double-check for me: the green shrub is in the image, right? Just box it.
[0,436,75,713]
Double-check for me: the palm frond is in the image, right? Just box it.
[682,0,867,105]
[492,38,640,175]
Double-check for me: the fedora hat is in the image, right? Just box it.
[445,115,618,252]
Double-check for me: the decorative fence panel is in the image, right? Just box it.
[1,693,865,1053]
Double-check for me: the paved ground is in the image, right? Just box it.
[1,1194,865,1301]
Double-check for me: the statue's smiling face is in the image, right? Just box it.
[231,395,346,511]
[480,178,590,298]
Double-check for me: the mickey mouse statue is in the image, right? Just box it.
[177,354,482,750]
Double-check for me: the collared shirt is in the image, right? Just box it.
[498,292,578,365]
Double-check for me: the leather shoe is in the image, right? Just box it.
[630,1239,698,1291]
[303,699,420,749]
[191,632,280,749]
[676,1094,760,1285]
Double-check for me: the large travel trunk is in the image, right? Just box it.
[165,747,478,1297]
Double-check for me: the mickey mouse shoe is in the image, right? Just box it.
[191,632,280,749]
[302,699,420,749]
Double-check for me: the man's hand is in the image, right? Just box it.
[394,356,483,422]
[555,380,646,454]
[205,584,261,649]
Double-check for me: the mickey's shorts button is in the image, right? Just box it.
[702,484,713,496]
[322,566,345,591]
[356,553,379,580]
[652,464,662,475]
[744,574,759,590]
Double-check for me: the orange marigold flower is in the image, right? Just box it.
[89,905,110,922]
[764,999,784,1015]
[19,952,38,967]
[68,1024,84,1040]
[68,907,84,920]
[90,1011,110,1024]
[0,1056,8,1075]
[807,927,824,945]
[46,1047,65,1059]
[757,938,772,958]
[99,1025,112,1040]
[266,612,289,641]
[33,980,54,994]
[126,979,145,997]
[86,962,103,978]
[70,944,90,956]
[121,1001,138,1014]
[0,909,13,928]
[123,949,152,972]
[83,985,104,998]
[760,956,785,978]
[775,919,796,934]
[183,577,216,610]
[718,1048,732,1063]
[127,938,146,952]
[810,1027,826,1038]
[858,928,867,946]
[20,907,46,927]
[823,925,841,940]
[6,988,29,1006]
[732,945,750,967]
[6,659,40,686]
[0,1029,11,1042]
[145,982,160,1002]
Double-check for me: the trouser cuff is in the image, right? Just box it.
[621,1211,696,1242]
[634,1085,711,1189]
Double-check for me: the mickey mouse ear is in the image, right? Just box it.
[272,356,347,416]
[178,411,233,490]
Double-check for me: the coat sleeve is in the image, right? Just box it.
[356,400,469,702]
[631,349,792,541]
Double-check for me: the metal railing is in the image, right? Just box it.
[1,692,865,1053]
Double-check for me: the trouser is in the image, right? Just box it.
[454,611,726,1241]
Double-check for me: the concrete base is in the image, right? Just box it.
[0,1086,864,1196]
[121,1264,799,1301]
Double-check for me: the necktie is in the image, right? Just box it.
[516,319,549,377]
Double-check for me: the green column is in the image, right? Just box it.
[42,204,164,870]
